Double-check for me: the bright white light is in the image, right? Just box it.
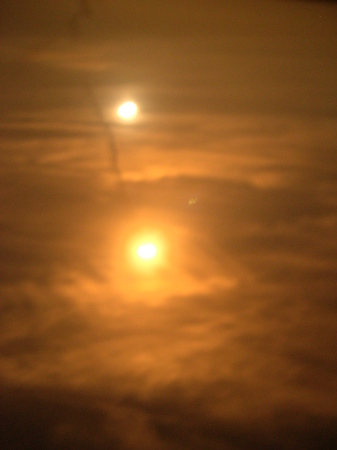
[117,101,138,120]
[137,243,157,260]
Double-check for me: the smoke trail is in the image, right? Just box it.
[70,1,121,179]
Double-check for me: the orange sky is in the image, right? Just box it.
[1,1,337,449]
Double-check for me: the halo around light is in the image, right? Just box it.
[117,101,138,120]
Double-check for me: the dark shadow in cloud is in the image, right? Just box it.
[0,385,121,450]
[151,403,337,450]
[1,382,337,450]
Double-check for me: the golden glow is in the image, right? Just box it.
[106,212,237,305]
[117,101,138,120]
[137,243,157,260]
[130,233,164,268]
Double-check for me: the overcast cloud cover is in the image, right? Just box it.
[1,1,337,449]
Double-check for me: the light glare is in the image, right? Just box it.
[117,101,138,120]
[137,243,157,260]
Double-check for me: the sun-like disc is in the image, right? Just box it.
[117,101,138,120]
[137,243,157,260]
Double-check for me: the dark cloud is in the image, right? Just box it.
[0,386,122,450]
[1,382,336,449]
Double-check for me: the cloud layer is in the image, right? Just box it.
[1,1,337,448]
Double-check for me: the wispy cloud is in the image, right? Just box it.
[1,1,337,448]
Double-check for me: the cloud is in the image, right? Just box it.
[1,378,336,449]
[1,170,336,393]
[1,1,337,448]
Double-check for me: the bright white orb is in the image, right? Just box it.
[117,101,138,120]
[137,243,157,260]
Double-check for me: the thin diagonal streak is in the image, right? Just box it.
[86,80,120,176]
[71,0,121,179]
